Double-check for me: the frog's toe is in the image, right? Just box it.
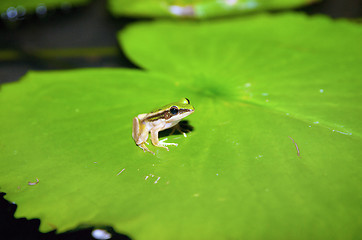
[146,148,155,155]
[139,142,154,155]
[157,144,169,151]
[159,138,178,147]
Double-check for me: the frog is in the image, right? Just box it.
[132,98,195,154]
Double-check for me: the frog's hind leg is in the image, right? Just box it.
[132,117,140,141]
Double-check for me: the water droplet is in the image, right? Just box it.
[224,0,238,6]
[261,93,269,96]
[92,229,111,240]
[244,83,251,88]
[116,168,125,176]
[332,129,352,135]
[313,121,319,124]
[169,5,194,16]
[36,4,47,16]
[319,89,324,93]
[6,7,17,20]
[154,177,161,184]
[16,6,26,17]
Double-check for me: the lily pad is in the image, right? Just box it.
[108,0,319,18]
[1,13,361,240]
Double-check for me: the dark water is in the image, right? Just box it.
[0,0,140,85]
[0,0,360,239]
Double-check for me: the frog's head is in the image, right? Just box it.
[164,98,195,122]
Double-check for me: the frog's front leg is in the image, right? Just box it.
[138,142,155,155]
[133,116,155,155]
[150,126,178,151]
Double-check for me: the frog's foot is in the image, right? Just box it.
[159,138,178,146]
[138,142,155,155]
[170,124,189,138]
[156,138,178,151]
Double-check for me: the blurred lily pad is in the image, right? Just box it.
[1,13,361,240]
[108,0,319,18]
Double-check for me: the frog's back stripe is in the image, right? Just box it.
[145,111,168,122]
[145,108,192,122]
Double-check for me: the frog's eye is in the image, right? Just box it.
[170,106,179,115]
[180,98,190,105]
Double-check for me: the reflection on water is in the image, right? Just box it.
[1,3,73,22]
[0,1,138,84]
[2,6,27,21]
[35,4,47,17]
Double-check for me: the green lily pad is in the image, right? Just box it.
[108,0,319,18]
[1,13,361,239]
[0,0,90,16]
